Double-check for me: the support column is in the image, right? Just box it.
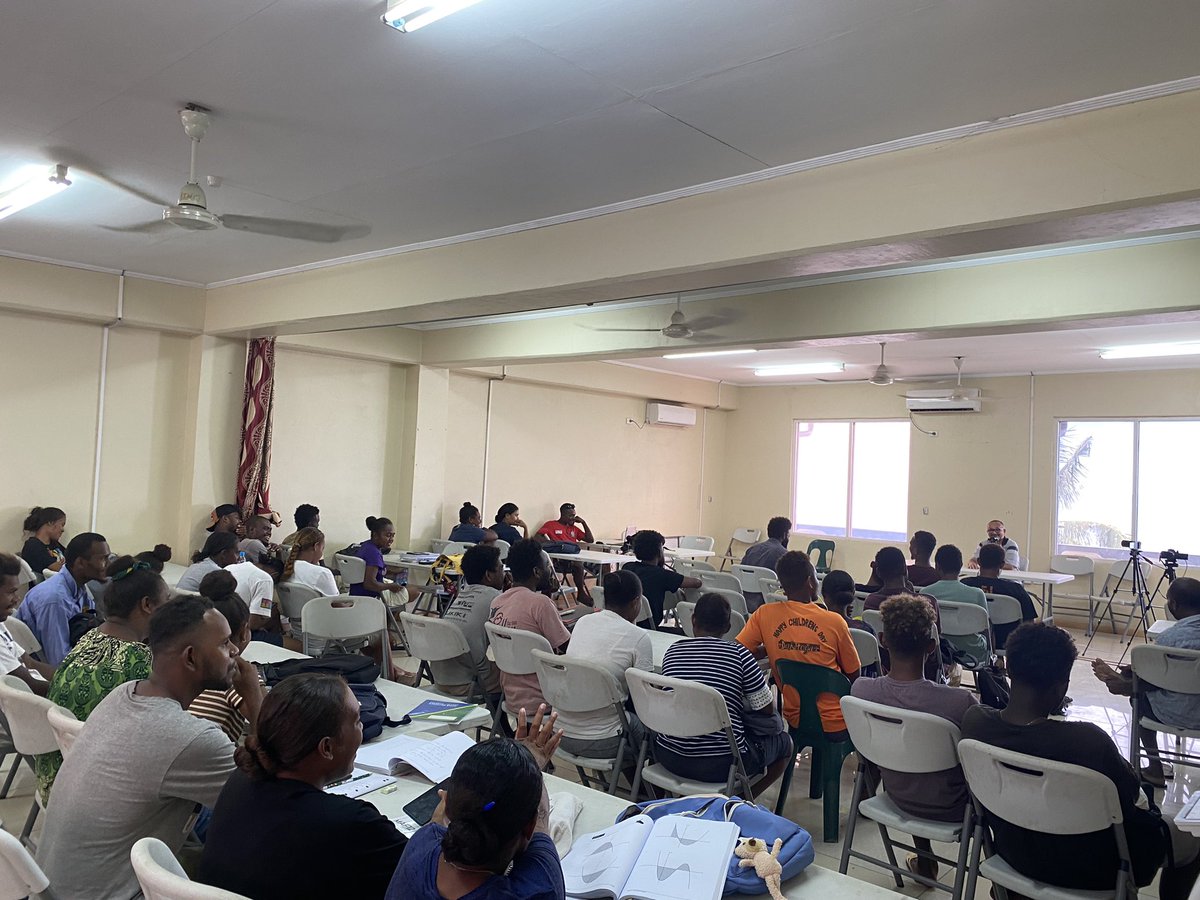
[395,366,450,550]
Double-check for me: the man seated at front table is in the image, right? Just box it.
[535,502,594,604]
[1094,576,1200,789]
[37,594,264,899]
[624,529,702,628]
[961,623,1173,895]
[968,519,1021,570]
[16,531,111,666]
[740,516,791,572]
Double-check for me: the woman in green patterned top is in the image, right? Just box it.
[35,555,169,803]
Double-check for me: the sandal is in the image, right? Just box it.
[905,853,938,880]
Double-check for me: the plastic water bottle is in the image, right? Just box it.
[238,551,247,564]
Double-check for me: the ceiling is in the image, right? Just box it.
[3,0,1200,285]
[614,318,1200,385]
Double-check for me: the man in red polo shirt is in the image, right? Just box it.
[535,503,594,603]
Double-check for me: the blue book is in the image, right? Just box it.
[406,698,477,721]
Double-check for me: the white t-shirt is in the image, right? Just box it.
[284,560,339,598]
[226,562,275,617]
[557,610,652,740]
[0,622,24,675]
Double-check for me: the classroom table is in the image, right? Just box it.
[667,547,717,560]
[160,561,187,588]
[647,628,684,669]
[354,731,906,899]
[241,641,492,737]
[958,568,1075,625]
[546,548,637,567]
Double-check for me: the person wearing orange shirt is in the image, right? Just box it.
[736,550,860,739]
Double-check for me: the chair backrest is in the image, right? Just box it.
[731,564,775,595]
[530,649,623,715]
[131,837,250,899]
[590,586,605,610]
[806,539,836,571]
[757,574,780,596]
[399,612,470,662]
[493,539,511,561]
[276,582,325,621]
[936,599,991,637]
[861,609,883,633]
[440,542,470,557]
[1101,558,1132,596]
[958,739,1124,834]
[1049,553,1093,577]
[300,596,385,641]
[684,559,716,572]
[678,535,716,552]
[484,622,553,676]
[333,553,367,586]
[625,668,734,738]
[775,659,852,738]
[0,828,49,899]
[731,528,760,545]
[695,586,747,617]
[840,696,962,773]
[3,616,40,656]
[848,628,880,670]
[47,704,83,757]
[983,592,1023,626]
[0,676,59,756]
[698,571,744,596]
[429,539,452,555]
[1131,643,1200,695]
[674,601,745,640]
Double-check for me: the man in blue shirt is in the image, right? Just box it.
[16,532,109,665]
[740,516,791,572]
[1094,576,1200,786]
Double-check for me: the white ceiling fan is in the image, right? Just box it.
[99,106,369,243]
[584,295,733,341]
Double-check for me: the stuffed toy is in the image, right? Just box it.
[733,836,784,900]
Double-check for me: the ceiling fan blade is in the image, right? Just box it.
[42,146,171,207]
[587,327,667,333]
[99,220,174,235]
[220,214,370,243]
[816,377,871,384]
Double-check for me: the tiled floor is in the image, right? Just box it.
[2,616,1188,897]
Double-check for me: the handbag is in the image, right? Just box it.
[539,541,580,554]
[617,794,814,894]
[260,653,381,686]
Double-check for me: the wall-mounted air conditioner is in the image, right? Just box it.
[645,402,698,427]
[904,388,982,413]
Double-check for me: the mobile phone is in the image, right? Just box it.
[402,779,450,826]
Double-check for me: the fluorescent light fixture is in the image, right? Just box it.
[662,349,758,360]
[0,164,71,222]
[1099,342,1200,361]
[754,362,845,377]
[382,0,483,32]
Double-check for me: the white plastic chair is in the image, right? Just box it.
[937,600,992,669]
[131,837,251,899]
[848,629,880,672]
[697,570,744,597]
[861,609,884,633]
[0,676,58,844]
[678,536,715,552]
[1049,554,1111,634]
[484,622,553,732]
[47,704,82,758]
[531,649,632,794]
[674,601,746,640]
[1129,643,1200,772]
[690,586,747,618]
[0,828,49,899]
[959,739,1136,900]
[625,668,759,800]
[983,593,1023,657]
[438,541,469,557]
[398,611,479,696]
[721,528,761,570]
[275,582,324,641]
[731,564,776,597]
[2,618,39,657]
[300,596,390,679]
[333,553,367,592]
[493,539,511,561]
[839,697,974,898]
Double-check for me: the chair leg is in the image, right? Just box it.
[0,753,22,799]
[19,798,39,846]
[809,746,823,799]
[876,822,903,887]
[822,761,842,842]
[606,741,627,796]
[949,806,974,900]
[629,738,650,802]
[838,765,866,874]
[962,812,986,900]
[773,742,797,815]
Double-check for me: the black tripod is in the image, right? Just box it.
[1083,545,1154,659]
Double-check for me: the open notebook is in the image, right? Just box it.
[354,731,475,782]
[562,814,739,900]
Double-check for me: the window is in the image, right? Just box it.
[1055,419,1200,556]
[792,420,910,540]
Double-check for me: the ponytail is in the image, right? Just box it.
[282,527,325,582]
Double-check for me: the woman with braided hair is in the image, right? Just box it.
[197,673,408,898]
[34,554,169,802]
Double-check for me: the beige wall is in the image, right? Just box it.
[270,347,408,556]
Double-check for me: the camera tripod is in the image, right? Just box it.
[1082,545,1159,660]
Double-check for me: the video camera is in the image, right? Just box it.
[1121,540,1141,550]
[1161,549,1190,565]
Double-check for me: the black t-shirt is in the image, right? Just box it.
[623,561,685,626]
[20,537,65,577]
[493,522,524,545]
[197,771,408,900]
[960,706,1162,890]
[960,576,1037,621]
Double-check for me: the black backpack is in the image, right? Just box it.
[349,682,405,741]
[259,653,380,686]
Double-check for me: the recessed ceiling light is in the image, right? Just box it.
[0,164,71,222]
[754,362,845,377]
[381,0,484,32]
[1098,343,1200,360]
[662,349,758,359]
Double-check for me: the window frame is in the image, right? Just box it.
[790,418,910,541]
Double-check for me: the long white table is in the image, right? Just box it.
[647,628,684,669]
[667,547,717,560]
[242,641,492,737]
[546,548,636,567]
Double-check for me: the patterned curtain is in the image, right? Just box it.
[235,337,276,520]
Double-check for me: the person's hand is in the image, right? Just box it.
[503,571,514,591]
[432,789,449,826]
[573,516,586,525]
[235,523,247,539]
[516,704,562,771]
[231,656,264,703]
[515,517,526,528]
[967,559,980,570]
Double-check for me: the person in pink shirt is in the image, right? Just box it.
[489,540,570,716]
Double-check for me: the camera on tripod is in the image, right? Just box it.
[1121,540,1141,550]
[1160,549,1190,566]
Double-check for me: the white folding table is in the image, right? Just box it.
[959,568,1075,625]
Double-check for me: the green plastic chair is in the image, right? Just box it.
[806,539,836,574]
[772,658,855,842]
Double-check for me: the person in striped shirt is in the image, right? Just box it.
[189,570,260,742]
[655,593,792,799]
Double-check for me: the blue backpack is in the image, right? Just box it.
[617,795,814,894]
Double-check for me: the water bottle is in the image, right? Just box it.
[238,551,247,564]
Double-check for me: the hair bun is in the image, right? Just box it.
[365,516,379,530]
